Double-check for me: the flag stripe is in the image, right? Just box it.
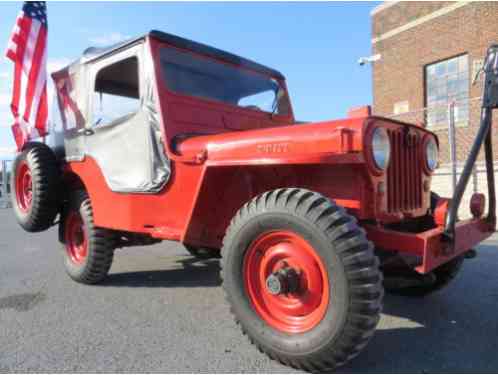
[23,24,46,122]
[10,17,32,117]
[29,57,47,127]
[35,85,47,135]
[18,20,39,121]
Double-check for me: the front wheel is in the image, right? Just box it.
[221,188,383,372]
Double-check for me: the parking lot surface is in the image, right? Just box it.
[1,208,498,373]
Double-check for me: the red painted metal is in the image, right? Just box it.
[434,198,450,226]
[363,119,432,222]
[64,157,194,239]
[365,216,494,273]
[386,127,423,213]
[243,230,329,333]
[15,160,32,212]
[64,211,88,264]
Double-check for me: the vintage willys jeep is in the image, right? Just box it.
[10,31,498,371]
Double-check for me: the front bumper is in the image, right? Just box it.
[365,217,495,274]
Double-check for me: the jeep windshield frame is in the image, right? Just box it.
[158,46,292,117]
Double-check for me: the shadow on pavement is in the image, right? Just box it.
[100,249,498,373]
[101,257,221,288]
[342,292,498,373]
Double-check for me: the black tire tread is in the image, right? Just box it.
[11,144,59,232]
[221,188,383,372]
[62,190,115,284]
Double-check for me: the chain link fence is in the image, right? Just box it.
[0,159,12,209]
[381,96,498,219]
[386,96,484,164]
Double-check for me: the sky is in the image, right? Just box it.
[0,1,379,159]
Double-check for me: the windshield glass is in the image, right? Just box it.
[159,47,290,116]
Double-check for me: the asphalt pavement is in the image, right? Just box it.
[1,208,498,373]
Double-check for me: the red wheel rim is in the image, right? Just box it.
[15,160,33,212]
[65,211,88,264]
[243,230,330,333]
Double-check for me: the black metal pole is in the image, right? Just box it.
[444,107,493,240]
[448,102,458,194]
[484,115,496,225]
[444,44,498,240]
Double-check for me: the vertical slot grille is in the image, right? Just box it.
[386,129,423,213]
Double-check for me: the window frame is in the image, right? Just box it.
[157,45,293,119]
[88,46,143,130]
[424,53,470,129]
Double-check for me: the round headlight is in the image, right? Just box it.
[425,138,438,171]
[371,128,391,170]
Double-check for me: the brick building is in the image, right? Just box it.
[370,1,498,218]
[371,1,498,164]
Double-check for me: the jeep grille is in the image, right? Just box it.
[386,128,423,213]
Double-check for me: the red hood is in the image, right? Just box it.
[174,116,436,165]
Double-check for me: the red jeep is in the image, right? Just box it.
[10,31,498,371]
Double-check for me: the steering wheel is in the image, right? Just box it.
[244,105,262,111]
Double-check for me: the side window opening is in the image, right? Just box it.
[93,56,140,127]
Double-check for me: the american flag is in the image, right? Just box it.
[5,1,48,150]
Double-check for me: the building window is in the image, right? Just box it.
[425,54,469,128]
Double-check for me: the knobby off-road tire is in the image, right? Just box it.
[184,245,221,259]
[385,256,464,297]
[60,190,115,284]
[10,144,59,232]
[221,188,383,372]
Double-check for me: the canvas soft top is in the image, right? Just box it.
[53,30,285,80]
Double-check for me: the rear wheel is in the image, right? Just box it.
[10,144,59,232]
[221,188,383,372]
[60,191,115,284]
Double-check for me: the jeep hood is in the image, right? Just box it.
[174,116,436,165]
[175,118,366,165]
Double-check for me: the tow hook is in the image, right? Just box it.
[465,249,478,259]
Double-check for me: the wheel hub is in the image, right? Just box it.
[243,230,330,333]
[65,212,88,264]
[265,267,300,295]
[15,161,33,212]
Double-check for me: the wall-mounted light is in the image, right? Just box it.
[358,53,382,66]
